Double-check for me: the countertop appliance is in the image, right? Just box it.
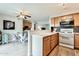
[59,29,74,49]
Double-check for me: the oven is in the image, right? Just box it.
[59,29,74,49]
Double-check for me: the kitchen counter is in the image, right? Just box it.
[74,33,79,34]
[31,30,58,37]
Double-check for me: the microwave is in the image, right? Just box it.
[60,20,74,28]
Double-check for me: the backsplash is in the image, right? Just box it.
[54,27,60,32]
[74,26,79,32]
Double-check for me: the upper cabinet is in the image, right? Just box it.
[50,18,55,27]
[51,16,66,27]
[54,17,61,27]
[50,13,79,27]
[73,13,79,26]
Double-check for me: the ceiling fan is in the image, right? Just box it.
[16,8,31,19]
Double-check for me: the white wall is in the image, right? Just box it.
[31,20,35,31]
[0,14,23,34]
[36,20,50,30]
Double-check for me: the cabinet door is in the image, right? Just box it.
[73,14,79,26]
[50,37,56,50]
[50,33,59,50]
[55,33,59,43]
[54,17,61,27]
[49,45,59,56]
[51,18,55,27]
[75,34,79,48]
[43,36,50,56]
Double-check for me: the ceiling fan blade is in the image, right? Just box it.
[26,15,31,18]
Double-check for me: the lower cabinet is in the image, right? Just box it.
[43,36,50,56]
[50,33,59,50]
[43,33,59,56]
[75,34,79,49]
[49,45,59,56]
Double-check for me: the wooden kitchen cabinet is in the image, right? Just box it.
[50,12,79,27]
[50,13,77,27]
[75,34,79,49]
[43,36,50,56]
[51,18,55,27]
[50,33,59,50]
[49,45,59,56]
[73,13,79,26]
[50,36,56,50]
[54,17,61,27]
[50,17,62,27]
[43,33,59,56]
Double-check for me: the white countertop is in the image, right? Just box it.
[31,30,58,37]
[74,33,79,34]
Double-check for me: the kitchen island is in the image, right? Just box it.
[32,30,59,56]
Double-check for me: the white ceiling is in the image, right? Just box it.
[0,3,79,21]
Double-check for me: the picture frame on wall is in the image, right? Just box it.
[3,20,15,30]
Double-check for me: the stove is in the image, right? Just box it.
[59,29,74,49]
